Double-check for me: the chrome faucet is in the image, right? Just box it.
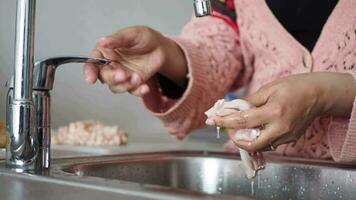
[6,0,211,172]
[6,57,110,171]
[194,0,212,17]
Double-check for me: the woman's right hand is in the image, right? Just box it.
[84,26,188,96]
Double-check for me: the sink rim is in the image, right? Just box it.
[47,151,356,200]
[4,151,355,200]
[3,150,354,200]
[50,151,263,200]
[59,151,356,173]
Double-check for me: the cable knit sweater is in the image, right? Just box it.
[142,0,356,162]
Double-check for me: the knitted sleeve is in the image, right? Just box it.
[328,71,356,162]
[142,6,251,138]
[325,21,356,162]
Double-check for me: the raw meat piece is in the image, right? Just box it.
[52,120,128,146]
[205,99,265,179]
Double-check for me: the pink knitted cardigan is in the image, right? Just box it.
[142,0,356,162]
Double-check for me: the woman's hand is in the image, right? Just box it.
[206,72,356,152]
[84,26,188,96]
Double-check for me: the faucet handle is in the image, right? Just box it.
[7,56,110,91]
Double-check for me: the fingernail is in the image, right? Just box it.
[115,72,126,82]
[85,76,91,83]
[99,37,107,42]
[85,73,93,84]
[176,133,185,140]
[99,37,110,47]
[131,73,141,86]
[140,85,150,95]
[205,118,215,126]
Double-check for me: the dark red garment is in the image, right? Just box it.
[211,0,239,34]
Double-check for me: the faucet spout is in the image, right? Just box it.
[6,0,37,170]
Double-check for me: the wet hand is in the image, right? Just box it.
[206,73,346,152]
[84,26,186,97]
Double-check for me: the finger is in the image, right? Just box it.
[99,65,131,86]
[90,48,104,59]
[130,73,143,86]
[129,85,142,97]
[98,47,139,84]
[84,63,99,84]
[129,84,150,97]
[109,83,134,94]
[175,133,186,140]
[108,80,146,94]
[260,143,278,152]
[223,140,240,153]
[84,49,104,84]
[99,48,124,63]
[114,68,129,83]
[206,107,271,129]
[270,131,299,148]
[230,125,280,153]
[99,48,144,79]
[98,29,138,49]
[245,86,272,107]
[99,66,116,85]
[259,133,297,152]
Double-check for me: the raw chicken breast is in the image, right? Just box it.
[205,99,265,179]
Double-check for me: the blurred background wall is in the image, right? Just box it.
[0,0,198,143]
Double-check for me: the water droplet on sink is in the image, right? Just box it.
[216,127,221,139]
[347,172,351,178]
[282,186,288,191]
[300,188,305,194]
[75,171,83,177]
[331,180,335,184]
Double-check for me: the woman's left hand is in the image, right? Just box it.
[206,72,356,152]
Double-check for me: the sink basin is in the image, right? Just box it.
[59,151,356,200]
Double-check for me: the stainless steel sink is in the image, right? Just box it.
[57,151,356,200]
